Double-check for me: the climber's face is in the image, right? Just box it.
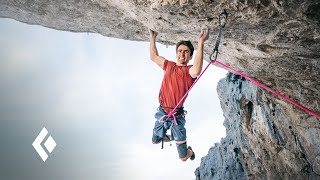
[176,45,192,66]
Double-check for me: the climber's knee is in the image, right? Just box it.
[152,134,161,144]
[176,142,188,159]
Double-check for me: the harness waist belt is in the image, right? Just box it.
[159,106,185,118]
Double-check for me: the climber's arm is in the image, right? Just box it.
[150,29,165,69]
[189,29,209,78]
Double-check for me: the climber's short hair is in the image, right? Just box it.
[176,40,194,56]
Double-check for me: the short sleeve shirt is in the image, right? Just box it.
[159,60,195,113]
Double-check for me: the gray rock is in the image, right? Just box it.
[196,73,320,179]
[0,0,319,179]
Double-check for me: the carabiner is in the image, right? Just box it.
[218,9,228,28]
[210,50,218,61]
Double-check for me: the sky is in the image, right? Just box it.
[0,18,227,180]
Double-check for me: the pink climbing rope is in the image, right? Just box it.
[166,58,320,123]
[165,58,320,121]
[212,59,320,119]
[166,58,216,123]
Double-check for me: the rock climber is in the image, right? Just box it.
[149,28,209,161]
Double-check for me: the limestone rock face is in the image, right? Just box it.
[1,0,319,179]
[196,73,320,179]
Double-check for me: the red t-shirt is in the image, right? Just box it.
[159,60,195,114]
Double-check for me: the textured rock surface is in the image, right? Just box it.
[196,73,320,179]
[1,0,319,179]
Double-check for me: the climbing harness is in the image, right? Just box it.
[157,106,185,149]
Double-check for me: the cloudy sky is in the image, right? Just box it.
[0,18,227,180]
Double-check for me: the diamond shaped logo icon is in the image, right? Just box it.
[44,136,56,153]
[32,127,57,162]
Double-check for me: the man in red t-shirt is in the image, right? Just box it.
[149,28,209,162]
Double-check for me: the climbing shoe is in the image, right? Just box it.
[188,146,195,161]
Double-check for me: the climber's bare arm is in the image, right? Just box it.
[150,29,165,69]
[189,29,209,78]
